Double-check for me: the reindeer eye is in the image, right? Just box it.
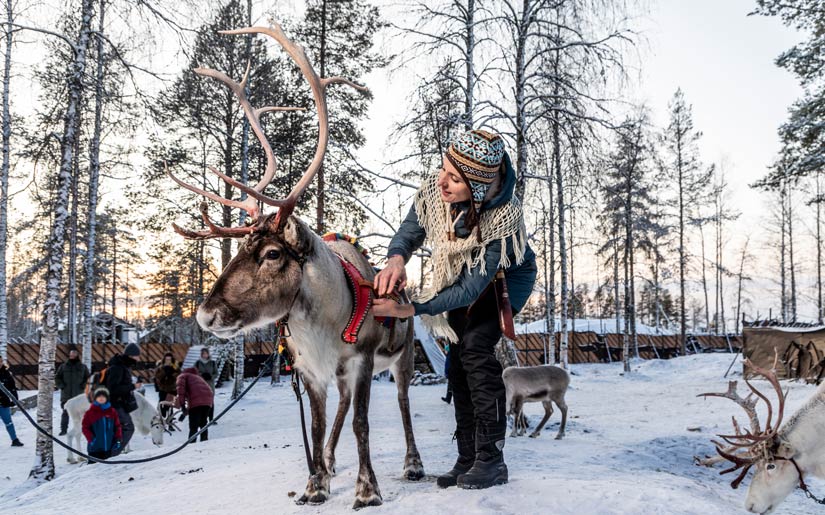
[766,463,777,471]
[265,249,282,260]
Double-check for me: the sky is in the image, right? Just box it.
[4,0,812,324]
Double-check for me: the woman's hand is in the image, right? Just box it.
[374,255,408,296]
[372,298,414,319]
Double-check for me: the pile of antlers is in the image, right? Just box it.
[168,20,368,239]
[697,352,787,488]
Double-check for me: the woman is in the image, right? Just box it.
[373,129,536,490]
[175,367,214,443]
[195,347,218,422]
[154,353,179,418]
[0,355,24,447]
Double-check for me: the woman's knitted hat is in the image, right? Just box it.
[445,129,506,208]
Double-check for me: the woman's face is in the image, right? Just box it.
[437,157,472,204]
[164,356,172,365]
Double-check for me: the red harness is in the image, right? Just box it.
[338,256,377,344]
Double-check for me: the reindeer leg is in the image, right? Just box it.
[67,422,77,464]
[509,396,524,438]
[530,401,553,439]
[297,379,331,506]
[391,351,424,481]
[324,372,351,476]
[352,355,382,509]
[554,396,568,440]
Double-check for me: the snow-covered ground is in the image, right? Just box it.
[1,355,822,515]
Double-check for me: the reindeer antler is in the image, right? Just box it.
[170,19,369,239]
[697,350,788,488]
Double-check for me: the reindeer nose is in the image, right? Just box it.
[196,307,216,330]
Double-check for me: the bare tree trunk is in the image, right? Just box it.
[700,224,710,332]
[81,0,106,368]
[787,182,797,323]
[110,231,116,344]
[68,140,80,345]
[780,183,787,323]
[816,175,823,324]
[677,145,687,354]
[33,0,95,481]
[232,336,244,399]
[0,0,12,361]
[735,237,750,334]
[464,0,475,128]
[315,0,328,233]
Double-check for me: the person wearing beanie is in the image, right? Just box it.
[55,347,90,435]
[0,355,23,447]
[82,387,123,460]
[373,129,537,490]
[154,352,179,419]
[103,343,143,453]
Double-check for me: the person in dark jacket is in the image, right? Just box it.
[55,347,90,435]
[175,367,214,442]
[373,130,537,490]
[82,387,123,460]
[103,343,142,453]
[154,353,179,418]
[0,355,23,447]
[195,347,218,422]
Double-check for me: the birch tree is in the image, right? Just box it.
[0,0,14,361]
[32,0,95,481]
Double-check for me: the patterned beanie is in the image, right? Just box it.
[445,129,506,208]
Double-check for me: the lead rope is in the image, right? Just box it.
[0,353,276,465]
[278,316,316,476]
[789,458,825,505]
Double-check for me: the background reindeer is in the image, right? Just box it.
[503,364,569,440]
[167,21,423,510]
[698,356,825,514]
[64,391,166,463]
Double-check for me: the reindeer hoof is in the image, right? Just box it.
[529,432,540,439]
[403,454,424,481]
[352,495,383,510]
[296,473,330,505]
[554,433,564,440]
[403,465,425,481]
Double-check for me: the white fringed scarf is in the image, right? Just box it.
[413,173,527,342]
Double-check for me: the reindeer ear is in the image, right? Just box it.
[775,441,796,459]
[282,215,313,256]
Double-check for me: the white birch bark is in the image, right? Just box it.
[81,0,106,370]
[0,0,12,361]
[32,0,95,481]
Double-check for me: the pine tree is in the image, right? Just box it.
[662,89,713,355]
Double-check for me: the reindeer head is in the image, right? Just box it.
[150,414,165,446]
[700,354,799,514]
[196,215,315,338]
[167,20,366,339]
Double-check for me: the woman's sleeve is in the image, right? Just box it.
[411,240,502,316]
[387,204,427,263]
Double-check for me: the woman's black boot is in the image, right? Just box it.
[436,430,475,488]
[457,424,508,489]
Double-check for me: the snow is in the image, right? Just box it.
[516,318,675,335]
[1,355,823,514]
[414,317,446,375]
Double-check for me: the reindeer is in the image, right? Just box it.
[698,355,825,514]
[166,21,423,510]
[64,391,167,463]
[503,365,569,440]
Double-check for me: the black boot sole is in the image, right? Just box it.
[457,476,508,489]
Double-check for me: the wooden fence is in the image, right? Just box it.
[6,342,276,390]
[513,332,740,366]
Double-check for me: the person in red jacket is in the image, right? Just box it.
[82,387,123,460]
[175,367,214,442]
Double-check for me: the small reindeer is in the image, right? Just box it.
[503,365,569,440]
